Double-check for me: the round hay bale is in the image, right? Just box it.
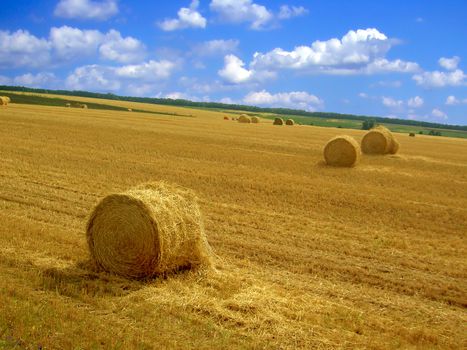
[389,138,400,154]
[251,116,259,123]
[128,108,132,112]
[409,132,415,137]
[285,119,295,125]
[4,96,11,103]
[81,104,88,109]
[324,135,361,167]
[86,182,212,279]
[0,96,8,105]
[273,117,284,125]
[66,103,71,107]
[361,127,393,154]
[223,116,229,120]
[238,115,251,123]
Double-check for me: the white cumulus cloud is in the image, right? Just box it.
[0,26,147,68]
[438,56,460,70]
[50,26,104,60]
[210,0,273,30]
[365,58,420,74]
[278,5,308,19]
[114,60,176,80]
[446,95,467,105]
[382,96,403,108]
[243,90,323,111]
[413,69,466,87]
[218,54,253,83]
[13,72,58,87]
[382,96,424,109]
[250,28,420,75]
[66,65,121,91]
[54,0,118,20]
[159,0,207,31]
[99,29,146,63]
[0,29,51,68]
[407,96,424,108]
[66,60,177,92]
[431,108,447,120]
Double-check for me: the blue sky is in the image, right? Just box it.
[1,0,466,125]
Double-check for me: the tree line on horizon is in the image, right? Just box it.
[1,85,465,132]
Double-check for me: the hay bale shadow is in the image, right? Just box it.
[41,260,143,298]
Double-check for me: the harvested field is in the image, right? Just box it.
[0,101,466,349]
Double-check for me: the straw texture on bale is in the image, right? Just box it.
[238,115,251,123]
[285,119,295,125]
[389,138,400,154]
[273,117,284,125]
[324,135,361,167]
[86,182,212,279]
[251,116,259,123]
[361,126,394,154]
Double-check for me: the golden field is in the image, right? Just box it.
[0,100,466,349]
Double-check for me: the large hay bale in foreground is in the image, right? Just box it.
[324,135,361,167]
[238,115,251,123]
[86,182,212,279]
[285,119,295,125]
[361,126,394,154]
[251,116,259,123]
[273,117,284,125]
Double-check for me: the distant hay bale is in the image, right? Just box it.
[128,108,132,112]
[273,117,284,125]
[66,103,71,107]
[409,132,415,137]
[361,126,394,154]
[324,135,361,167]
[251,116,259,123]
[224,116,229,120]
[81,104,88,109]
[0,96,8,106]
[238,115,251,123]
[285,119,295,125]
[86,182,212,279]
